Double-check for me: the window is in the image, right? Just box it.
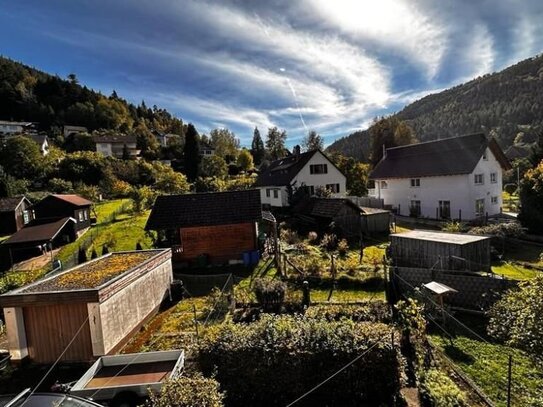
[491,196,498,205]
[380,181,388,189]
[266,189,271,198]
[23,210,30,225]
[326,183,340,193]
[475,199,485,217]
[490,172,497,183]
[410,178,420,188]
[482,151,488,160]
[273,189,279,199]
[439,200,450,219]
[309,164,328,174]
[84,210,88,221]
[78,210,84,222]
[409,200,421,217]
[474,174,484,185]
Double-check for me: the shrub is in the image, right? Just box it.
[441,221,466,233]
[320,233,337,252]
[307,231,318,244]
[337,238,349,256]
[253,278,286,312]
[469,222,525,238]
[305,302,392,323]
[198,315,400,407]
[47,178,73,194]
[146,375,224,407]
[280,228,299,245]
[420,369,467,407]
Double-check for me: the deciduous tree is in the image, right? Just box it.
[303,130,324,151]
[266,127,288,161]
[237,149,254,171]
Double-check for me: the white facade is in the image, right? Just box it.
[372,147,503,220]
[96,141,139,158]
[259,151,347,207]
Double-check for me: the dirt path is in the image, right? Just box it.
[12,249,60,271]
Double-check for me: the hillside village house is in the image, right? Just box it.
[63,125,88,137]
[0,196,33,235]
[94,134,140,158]
[25,134,49,156]
[0,120,36,136]
[146,189,262,266]
[255,149,347,208]
[369,133,511,220]
[200,141,215,156]
[32,194,93,234]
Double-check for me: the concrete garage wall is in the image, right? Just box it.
[97,259,173,355]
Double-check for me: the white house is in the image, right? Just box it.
[63,125,88,137]
[25,135,49,156]
[255,149,347,207]
[369,133,511,220]
[0,121,36,136]
[94,135,140,158]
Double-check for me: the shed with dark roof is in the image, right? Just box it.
[32,194,92,233]
[146,190,262,266]
[0,196,33,235]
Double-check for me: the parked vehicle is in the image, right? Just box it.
[68,350,185,407]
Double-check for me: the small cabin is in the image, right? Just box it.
[389,230,491,272]
[0,196,33,235]
[0,249,172,363]
[146,190,262,267]
[32,194,92,234]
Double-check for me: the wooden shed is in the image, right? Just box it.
[0,249,172,363]
[389,230,491,272]
[361,207,390,234]
[145,190,262,266]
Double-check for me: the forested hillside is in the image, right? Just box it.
[0,56,184,134]
[328,54,543,161]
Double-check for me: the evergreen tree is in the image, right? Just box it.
[265,127,287,161]
[78,247,87,264]
[91,248,98,259]
[101,244,109,256]
[302,130,324,151]
[183,123,201,182]
[250,127,265,165]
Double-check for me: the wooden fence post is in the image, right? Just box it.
[507,354,512,407]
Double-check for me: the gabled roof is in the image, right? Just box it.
[0,196,30,212]
[145,189,262,230]
[294,197,361,219]
[255,150,336,187]
[370,133,511,180]
[2,217,75,245]
[25,134,48,145]
[41,194,93,207]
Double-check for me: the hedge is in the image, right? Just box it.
[305,302,392,323]
[198,314,400,406]
[420,369,467,407]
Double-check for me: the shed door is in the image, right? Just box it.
[23,303,93,363]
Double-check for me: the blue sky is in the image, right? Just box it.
[1,0,543,147]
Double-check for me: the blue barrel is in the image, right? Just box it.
[250,250,260,265]
[242,251,251,266]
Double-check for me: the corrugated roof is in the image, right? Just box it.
[0,196,29,212]
[254,150,318,187]
[145,189,262,230]
[390,230,489,244]
[2,217,75,244]
[51,194,93,206]
[370,133,510,179]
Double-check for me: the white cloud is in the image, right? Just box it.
[307,0,447,79]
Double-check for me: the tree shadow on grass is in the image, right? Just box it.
[444,343,476,365]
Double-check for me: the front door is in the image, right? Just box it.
[439,201,450,219]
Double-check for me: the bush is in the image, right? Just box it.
[441,221,466,233]
[198,315,400,407]
[146,375,224,407]
[420,369,467,407]
[253,278,286,312]
[307,231,318,244]
[47,178,73,194]
[320,233,337,252]
[337,238,349,256]
[469,222,525,238]
[280,228,299,245]
[305,302,392,323]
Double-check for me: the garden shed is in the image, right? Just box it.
[361,207,390,234]
[389,230,491,272]
[0,249,172,363]
[145,190,262,266]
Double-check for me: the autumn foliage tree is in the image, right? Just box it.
[369,117,416,166]
[518,160,543,234]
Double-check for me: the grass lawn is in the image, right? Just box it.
[93,198,130,222]
[430,334,543,407]
[492,261,538,280]
[310,287,385,302]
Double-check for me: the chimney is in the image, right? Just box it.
[293,145,301,157]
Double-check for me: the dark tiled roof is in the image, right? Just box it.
[2,217,75,244]
[51,194,93,207]
[504,144,530,160]
[25,134,47,144]
[254,150,319,187]
[370,133,511,179]
[145,189,262,230]
[93,135,137,144]
[294,198,361,219]
[0,196,29,212]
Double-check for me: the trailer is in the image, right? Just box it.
[69,350,185,407]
